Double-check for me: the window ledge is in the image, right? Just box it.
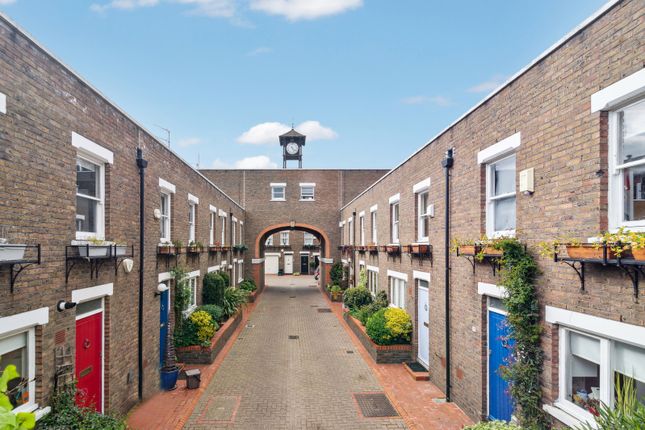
[489,229,515,239]
[271,198,286,202]
[544,402,597,429]
[299,199,315,202]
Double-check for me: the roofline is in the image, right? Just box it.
[0,12,245,211]
[341,0,622,211]
[199,168,390,172]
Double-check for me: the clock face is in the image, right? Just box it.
[286,142,299,155]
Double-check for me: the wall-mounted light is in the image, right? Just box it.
[153,208,162,220]
[154,283,169,297]
[122,258,134,273]
[57,300,77,312]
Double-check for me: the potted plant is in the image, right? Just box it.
[409,243,431,255]
[366,242,378,253]
[158,240,176,255]
[187,241,203,253]
[233,244,248,253]
[626,230,645,260]
[172,240,184,254]
[78,237,111,257]
[538,232,627,260]
[0,243,27,262]
[328,285,343,302]
[160,321,180,390]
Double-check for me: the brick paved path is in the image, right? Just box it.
[183,277,407,430]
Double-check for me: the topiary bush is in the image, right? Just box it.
[463,421,522,430]
[188,310,218,345]
[218,270,231,287]
[343,286,373,310]
[330,262,344,286]
[203,272,226,306]
[365,307,412,345]
[197,304,225,324]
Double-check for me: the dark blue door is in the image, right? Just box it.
[489,310,514,421]
[159,289,169,368]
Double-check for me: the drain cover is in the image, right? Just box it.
[346,350,354,354]
[354,393,398,418]
[245,324,255,328]
[289,296,296,299]
[317,308,332,313]
[288,335,299,339]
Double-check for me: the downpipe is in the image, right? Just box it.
[442,148,454,402]
[136,147,148,401]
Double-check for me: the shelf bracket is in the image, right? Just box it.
[562,260,585,291]
[617,264,640,302]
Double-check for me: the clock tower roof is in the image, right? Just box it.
[279,128,305,139]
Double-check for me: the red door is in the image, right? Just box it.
[75,312,103,412]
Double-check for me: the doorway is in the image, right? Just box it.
[300,254,309,274]
[284,253,294,274]
[488,297,514,421]
[417,280,429,368]
[75,298,104,413]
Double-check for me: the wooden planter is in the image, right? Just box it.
[356,246,367,253]
[343,313,412,364]
[367,245,379,253]
[386,245,401,255]
[409,243,431,255]
[158,245,176,255]
[186,246,203,254]
[208,245,222,253]
[631,248,645,261]
[481,246,503,257]
[175,311,243,364]
[458,245,477,255]
[566,244,617,260]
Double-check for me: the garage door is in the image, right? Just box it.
[265,255,279,274]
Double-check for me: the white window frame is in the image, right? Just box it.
[417,190,430,243]
[188,202,196,244]
[238,260,243,283]
[0,308,49,416]
[219,209,227,245]
[209,205,217,246]
[370,205,378,244]
[265,235,274,246]
[280,231,289,246]
[304,232,315,246]
[75,154,106,241]
[239,221,243,246]
[359,213,365,246]
[183,271,200,316]
[232,219,237,246]
[299,183,316,201]
[367,265,379,297]
[388,276,406,309]
[160,192,171,243]
[348,218,354,245]
[271,183,286,201]
[391,202,400,244]
[485,154,517,238]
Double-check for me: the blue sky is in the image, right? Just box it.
[1,0,607,169]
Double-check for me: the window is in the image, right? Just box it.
[348,219,354,245]
[609,98,645,229]
[367,269,378,296]
[371,209,377,244]
[76,156,104,239]
[359,215,365,246]
[184,276,198,314]
[265,235,274,246]
[417,191,430,242]
[300,183,315,201]
[188,203,196,243]
[232,220,237,246]
[340,222,345,246]
[160,193,171,242]
[0,332,32,411]
[304,232,315,246]
[271,183,286,201]
[389,277,405,308]
[238,261,243,282]
[209,211,216,245]
[486,154,516,236]
[239,223,243,246]
[280,231,289,246]
[220,214,227,245]
[391,202,400,243]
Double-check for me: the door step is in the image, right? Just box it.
[404,361,430,381]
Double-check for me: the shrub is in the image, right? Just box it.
[189,310,217,345]
[374,291,388,307]
[384,308,412,343]
[354,300,387,326]
[330,262,344,285]
[197,304,225,324]
[239,279,257,292]
[463,422,522,430]
[1,365,36,430]
[173,319,199,347]
[203,272,226,306]
[222,287,249,317]
[218,270,231,287]
[343,286,373,310]
[365,308,392,345]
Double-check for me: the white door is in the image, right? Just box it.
[417,281,430,368]
[265,255,279,274]
[284,254,294,274]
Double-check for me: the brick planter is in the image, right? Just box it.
[247,289,258,303]
[343,312,412,364]
[176,310,243,364]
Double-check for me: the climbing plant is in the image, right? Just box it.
[494,237,547,429]
[171,266,190,330]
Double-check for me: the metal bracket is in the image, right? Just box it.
[562,260,586,292]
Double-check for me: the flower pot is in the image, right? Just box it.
[410,244,430,255]
[565,245,617,260]
[386,245,401,254]
[0,244,27,262]
[78,245,110,257]
[458,245,477,255]
[187,246,202,254]
[158,245,175,255]
[631,248,645,261]
[160,366,180,391]
[331,291,342,302]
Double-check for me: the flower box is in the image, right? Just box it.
[0,244,27,262]
[78,245,111,257]
[115,245,128,256]
[158,245,176,255]
[385,244,401,255]
[186,245,203,254]
[367,244,379,253]
[356,245,367,253]
[220,246,231,253]
[458,245,477,255]
[565,244,617,260]
[343,313,412,364]
[631,248,645,261]
[208,245,222,253]
[481,246,503,257]
[409,243,431,255]
[175,310,243,364]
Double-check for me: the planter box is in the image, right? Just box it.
[631,248,645,261]
[0,244,27,262]
[176,310,243,364]
[409,243,431,255]
[458,245,477,255]
[343,313,412,364]
[566,244,617,260]
[209,245,222,253]
[115,245,128,256]
[158,245,176,255]
[247,290,258,303]
[78,245,111,257]
[367,245,378,253]
[385,245,401,255]
[481,246,503,257]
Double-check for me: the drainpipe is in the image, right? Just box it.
[136,147,148,401]
[229,209,234,282]
[441,148,454,402]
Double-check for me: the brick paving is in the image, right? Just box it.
[183,276,407,430]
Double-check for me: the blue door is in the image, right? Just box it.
[159,289,169,368]
[488,310,514,421]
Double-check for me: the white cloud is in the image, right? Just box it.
[211,155,278,169]
[178,137,202,147]
[90,0,159,12]
[468,74,508,93]
[237,120,337,145]
[0,0,17,5]
[400,95,452,107]
[249,0,362,21]
[247,47,273,56]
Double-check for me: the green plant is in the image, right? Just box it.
[0,365,35,430]
[577,376,645,430]
[172,239,183,249]
[86,236,107,246]
[365,308,391,345]
[197,304,225,324]
[239,280,257,292]
[342,286,372,310]
[38,382,125,429]
[203,272,226,306]
[464,421,522,430]
[384,308,412,342]
[357,268,367,289]
[328,285,342,294]
[188,310,217,345]
[374,291,388,307]
[233,244,248,252]
[330,262,344,285]
[354,301,386,326]
[171,266,190,331]
[221,287,248,317]
[218,270,231,287]
[173,319,200,347]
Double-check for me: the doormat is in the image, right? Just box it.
[353,393,398,418]
[405,361,427,372]
[317,308,332,313]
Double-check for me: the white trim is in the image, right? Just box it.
[388,193,400,204]
[338,222,343,227]
[477,282,507,299]
[270,182,287,187]
[544,403,597,429]
[366,265,379,273]
[299,182,316,187]
[187,269,200,278]
[188,193,199,204]
[413,270,430,282]
[412,178,431,193]
[158,178,176,194]
[283,251,294,255]
[232,216,238,223]
[591,68,645,112]
[321,258,333,264]
[207,265,220,273]
[477,132,521,164]
[341,259,348,264]
[209,204,217,213]
[233,259,238,264]
[264,252,280,256]
[71,283,113,304]
[358,210,365,217]
[370,204,378,213]
[341,221,346,226]
[359,260,365,266]
[387,269,408,282]
[158,272,173,282]
[239,221,243,225]
[0,92,6,114]
[251,258,265,264]
[299,251,311,254]
[0,308,49,336]
[545,306,645,347]
[347,217,353,223]
[219,209,228,217]
[72,132,114,164]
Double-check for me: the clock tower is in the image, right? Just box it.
[279,128,306,168]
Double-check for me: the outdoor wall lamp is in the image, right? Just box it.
[154,283,169,297]
[57,300,77,312]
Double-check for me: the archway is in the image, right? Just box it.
[251,222,332,290]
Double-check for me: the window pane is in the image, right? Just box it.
[493,155,516,196]
[76,196,97,233]
[494,196,516,231]
[76,158,98,197]
[622,164,645,222]
[614,342,645,385]
[620,99,645,165]
[569,332,601,413]
[0,333,29,408]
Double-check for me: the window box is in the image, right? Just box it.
[186,243,204,254]
[355,245,367,253]
[220,245,231,253]
[408,243,431,256]
[367,244,378,253]
[0,244,27,262]
[565,244,618,260]
[385,244,401,255]
[158,244,176,255]
[78,245,111,258]
[233,244,248,253]
[115,245,128,256]
[458,245,477,256]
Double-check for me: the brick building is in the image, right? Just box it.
[339,0,645,426]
